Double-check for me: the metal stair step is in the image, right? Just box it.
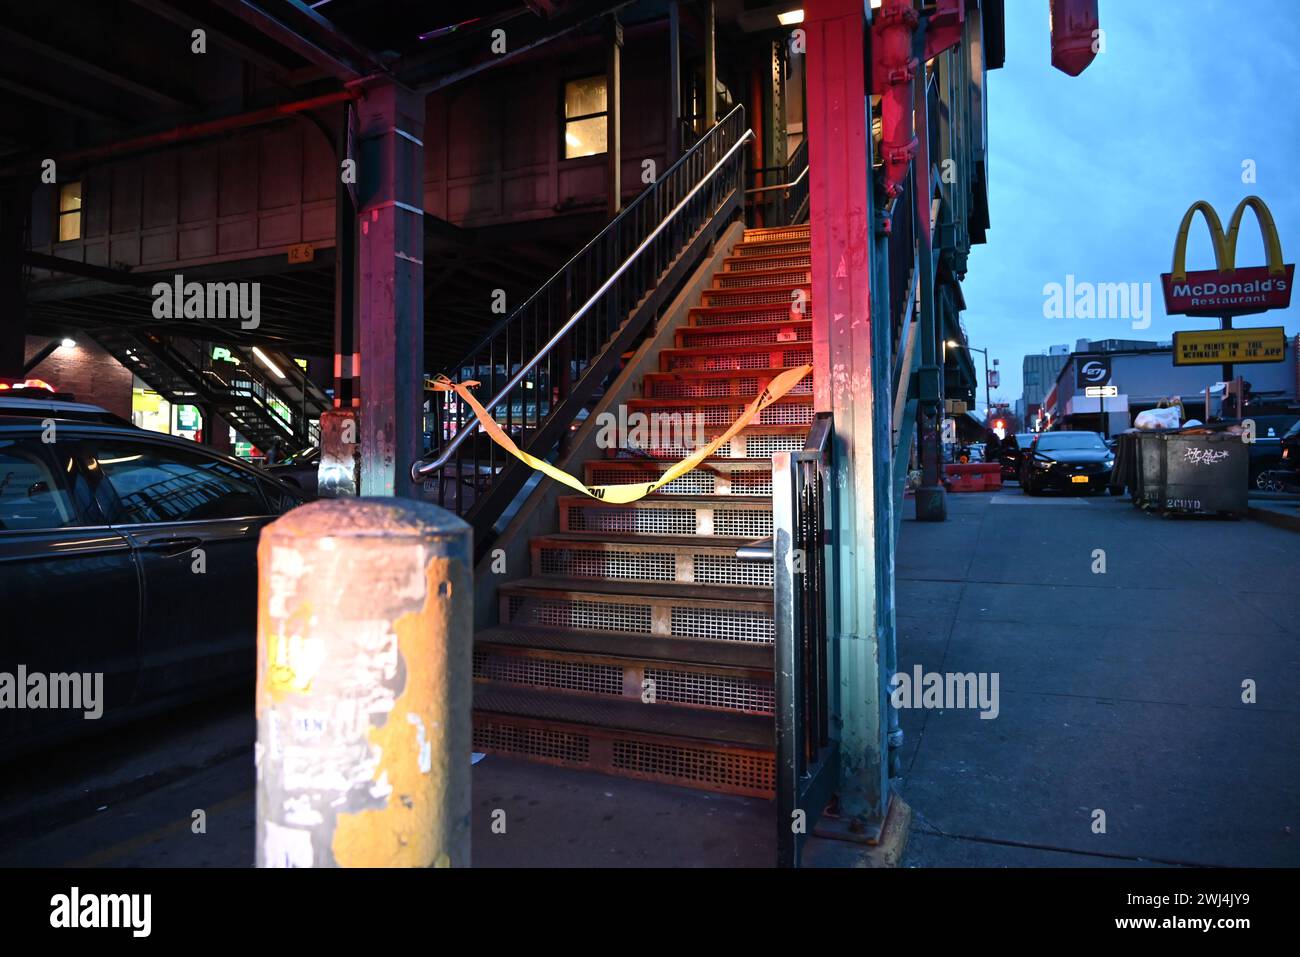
[584,457,774,495]
[712,267,811,289]
[723,253,811,272]
[599,423,806,460]
[733,238,812,258]
[476,623,772,670]
[700,284,811,308]
[687,302,812,326]
[659,341,813,373]
[475,627,774,716]
[641,368,813,399]
[472,684,775,796]
[499,576,775,644]
[557,494,773,538]
[532,532,773,588]
[676,319,813,350]
[626,393,814,429]
[742,224,810,242]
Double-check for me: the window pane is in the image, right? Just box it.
[564,77,606,119]
[59,181,82,213]
[564,117,607,159]
[0,440,77,530]
[58,211,81,242]
[90,442,268,523]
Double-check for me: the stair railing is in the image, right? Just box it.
[412,105,753,544]
[771,410,839,868]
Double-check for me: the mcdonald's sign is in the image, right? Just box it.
[1160,196,1293,317]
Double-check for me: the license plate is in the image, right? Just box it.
[1071,475,1089,484]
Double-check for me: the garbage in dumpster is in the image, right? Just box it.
[1135,406,1181,431]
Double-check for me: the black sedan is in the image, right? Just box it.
[0,411,302,760]
[1019,431,1118,495]
[999,432,1037,480]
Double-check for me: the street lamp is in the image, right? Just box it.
[947,339,996,425]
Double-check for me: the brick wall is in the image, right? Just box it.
[23,336,134,420]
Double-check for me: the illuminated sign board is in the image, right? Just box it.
[1171,327,1286,366]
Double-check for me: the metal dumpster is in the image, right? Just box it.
[1131,430,1248,517]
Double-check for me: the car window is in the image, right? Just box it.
[86,440,269,524]
[1036,433,1107,452]
[0,439,78,530]
[259,478,302,516]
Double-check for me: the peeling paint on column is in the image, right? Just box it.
[256,498,472,868]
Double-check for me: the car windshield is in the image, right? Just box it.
[1016,434,1034,446]
[1035,433,1107,452]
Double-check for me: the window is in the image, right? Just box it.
[563,76,607,159]
[87,441,268,524]
[58,181,82,242]
[0,440,77,530]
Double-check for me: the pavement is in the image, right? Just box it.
[2,482,1296,867]
[894,485,1300,867]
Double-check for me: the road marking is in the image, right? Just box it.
[67,789,252,867]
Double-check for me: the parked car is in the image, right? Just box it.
[0,409,303,760]
[1019,430,1118,495]
[264,444,320,499]
[999,432,1036,480]
[0,394,133,426]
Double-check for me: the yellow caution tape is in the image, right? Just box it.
[429,364,813,504]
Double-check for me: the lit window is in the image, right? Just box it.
[563,76,607,159]
[58,181,82,242]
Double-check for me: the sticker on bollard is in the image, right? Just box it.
[256,498,472,868]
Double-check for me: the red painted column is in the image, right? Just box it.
[804,0,890,829]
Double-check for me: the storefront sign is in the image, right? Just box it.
[1172,327,1286,366]
[1161,196,1293,317]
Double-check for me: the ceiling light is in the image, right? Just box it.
[778,9,804,26]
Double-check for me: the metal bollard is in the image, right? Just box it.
[255,497,472,867]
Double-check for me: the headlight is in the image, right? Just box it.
[1033,456,1054,470]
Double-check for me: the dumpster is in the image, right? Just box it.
[1129,430,1248,517]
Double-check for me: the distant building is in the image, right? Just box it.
[1021,348,1070,423]
[1041,337,1299,433]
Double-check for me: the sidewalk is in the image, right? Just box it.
[893,489,1300,867]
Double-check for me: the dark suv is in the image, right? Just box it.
[0,411,302,760]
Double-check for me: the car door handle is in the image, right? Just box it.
[142,536,204,557]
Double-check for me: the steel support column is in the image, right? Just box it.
[667,2,682,160]
[804,0,889,832]
[356,81,425,499]
[606,17,623,217]
[703,0,716,128]
[912,25,947,522]
[0,184,26,378]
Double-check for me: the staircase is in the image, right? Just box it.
[471,222,814,798]
[91,330,326,450]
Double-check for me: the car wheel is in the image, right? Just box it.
[1108,484,1124,496]
[1022,476,1038,496]
[1255,471,1285,492]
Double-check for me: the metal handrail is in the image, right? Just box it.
[744,165,808,195]
[411,124,754,481]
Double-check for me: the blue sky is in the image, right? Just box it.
[961,0,1300,411]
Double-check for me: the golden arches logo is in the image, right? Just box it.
[1171,195,1285,282]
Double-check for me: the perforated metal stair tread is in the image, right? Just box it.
[475,625,773,670]
[500,576,773,604]
[534,531,768,548]
[474,684,773,749]
[556,493,774,507]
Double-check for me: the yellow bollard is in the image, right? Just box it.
[255,498,472,867]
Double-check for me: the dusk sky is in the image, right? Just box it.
[961,0,1300,412]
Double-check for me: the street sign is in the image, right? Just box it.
[988,370,1000,389]
[1085,385,1118,397]
[1076,354,1112,387]
[1172,327,1286,366]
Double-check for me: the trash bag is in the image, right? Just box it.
[1135,407,1181,431]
